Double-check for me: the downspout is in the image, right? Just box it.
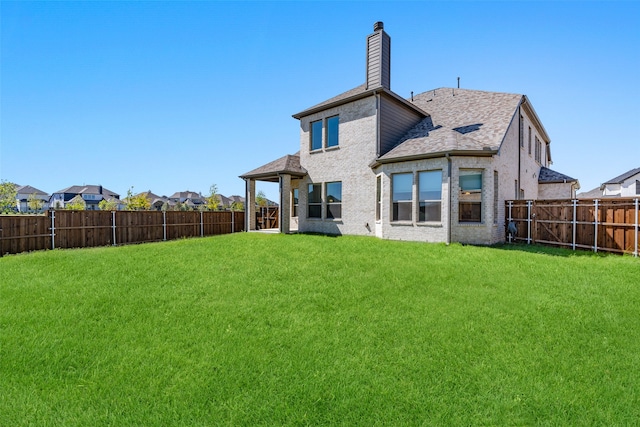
[518,105,522,200]
[446,153,452,245]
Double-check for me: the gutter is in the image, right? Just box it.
[446,153,452,245]
[370,149,497,169]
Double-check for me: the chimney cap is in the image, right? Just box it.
[374,21,384,31]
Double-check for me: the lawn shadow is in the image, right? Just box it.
[491,242,614,258]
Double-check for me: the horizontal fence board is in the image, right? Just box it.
[506,198,639,256]
[0,210,248,256]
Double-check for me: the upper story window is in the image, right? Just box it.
[636,180,640,195]
[311,120,323,151]
[418,170,442,222]
[459,170,483,223]
[519,115,524,148]
[309,116,339,151]
[392,173,413,221]
[534,136,541,163]
[326,116,339,148]
[528,126,532,155]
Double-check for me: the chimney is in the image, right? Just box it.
[366,21,391,90]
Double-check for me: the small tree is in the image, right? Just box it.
[99,198,118,211]
[255,190,267,208]
[230,201,244,211]
[206,184,221,211]
[67,195,86,211]
[0,181,17,214]
[27,193,45,213]
[124,187,151,211]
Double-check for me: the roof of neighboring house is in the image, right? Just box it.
[228,195,245,203]
[538,167,578,184]
[169,191,203,200]
[377,88,524,163]
[16,185,49,196]
[577,187,604,199]
[240,152,308,182]
[602,167,640,185]
[292,84,428,120]
[53,185,120,198]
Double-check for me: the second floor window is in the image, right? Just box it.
[310,116,339,151]
[311,120,323,151]
[326,116,339,148]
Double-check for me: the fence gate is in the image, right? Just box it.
[256,207,279,230]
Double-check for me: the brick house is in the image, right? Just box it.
[241,22,577,244]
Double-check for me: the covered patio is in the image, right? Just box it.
[240,152,307,234]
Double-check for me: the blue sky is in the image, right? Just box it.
[2,1,639,202]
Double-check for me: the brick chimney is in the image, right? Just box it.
[366,21,391,90]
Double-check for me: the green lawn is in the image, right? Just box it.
[1,233,639,426]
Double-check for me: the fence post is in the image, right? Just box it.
[594,199,599,253]
[50,210,56,250]
[507,201,513,243]
[231,210,235,233]
[112,210,117,246]
[527,200,532,245]
[200,211,204,237]
[635,198,638,258]
[163,211,167,241]
[572,199,577,251]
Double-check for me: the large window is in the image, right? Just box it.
[535,136,541,163]
[418,170,442,222]
[459,170,482,223]
[311,120,323,151]
[528,127,532,155]
[310,116,339,151]
[308,184,322,218]
[325,182,342,219]
[392,173,413,221]
[326,116,339,148]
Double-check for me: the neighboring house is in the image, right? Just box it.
[15,185,50,213]
[537,167,580,199]
[601,167,640,197]
[168,191,205,208]
[134,191,173,211]
[50,185,121,210]
[578,167,640,198]
[242,22,577,245]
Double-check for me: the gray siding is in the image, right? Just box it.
[366,31,390,89]
[379,96,423,156]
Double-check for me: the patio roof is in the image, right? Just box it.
[240,153,307,182]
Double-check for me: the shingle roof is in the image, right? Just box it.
[16,185,49,196]
[538,167,578,184]
[292,84,427,119]
[577,187,604,199]
[378,88,523,162]
[240,153,307,181]
[602,167,640,185]
[54,185,120,198]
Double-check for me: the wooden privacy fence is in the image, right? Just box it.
[506,198,639,257]
[256,206,279,230]
[0,210,245,256]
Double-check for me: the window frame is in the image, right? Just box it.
[307,183,322,218]
[459,169,483,223]
[325,181,342,219]
[392,173,413,222]
[292,188,299,217]
[417,170,442,223]
[326,116,339,148]
[310,120,323,151]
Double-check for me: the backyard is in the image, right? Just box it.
[1,233,639,425]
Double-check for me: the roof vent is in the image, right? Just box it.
[374,21,384,31]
